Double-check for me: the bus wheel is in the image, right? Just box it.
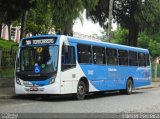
[76,81,86,100]
[125,79,133,95]
[120,79,133,95]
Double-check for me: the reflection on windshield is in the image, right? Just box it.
[19,46,58,73]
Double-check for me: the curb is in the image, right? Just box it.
[134,84,160,90]
[134,86,155,90]
[0,95,14,99]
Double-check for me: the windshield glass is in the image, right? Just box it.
[18,46,58,74]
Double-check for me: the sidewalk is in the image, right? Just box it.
[0,82,160,99]
[0,87,15,99]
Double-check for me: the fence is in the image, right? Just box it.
[0,48,17,79]
[152,63,160,81]
[0,48,17,67]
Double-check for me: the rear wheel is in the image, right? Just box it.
[75,81,86,100]
[120,79,133,95]
[125,79,133,95]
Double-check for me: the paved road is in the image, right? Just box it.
[0,87,160,114]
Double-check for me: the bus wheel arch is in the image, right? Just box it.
[127,77,134,88]
[125,77,134,95]
[120,77,134,95]
[79,77,89,92]
[75,77,89,100]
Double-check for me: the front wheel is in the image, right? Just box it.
[75,81,86,100]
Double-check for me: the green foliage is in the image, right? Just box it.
[50,0,98,35]
[0,68,14,78]
[137,32,151,49]
[82,0,99,11]
[137,32,160,58]
[50,0,84,34]
[150,32,160,43]
[26,1,53,35]
[0,0,37,40]
[0,0,98,36]
[136,0,160,34]
[0,38,18,49]
[86,0,160,46]
[149,40,160,58]
[111,28,128,45]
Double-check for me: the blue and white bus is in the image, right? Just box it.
[15,35,151,100]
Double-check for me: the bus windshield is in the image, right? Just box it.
[17,45,58,74]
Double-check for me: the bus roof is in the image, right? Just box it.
[21,34,149,53]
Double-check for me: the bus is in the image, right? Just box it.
[15,35,151,100]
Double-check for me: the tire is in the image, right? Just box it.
[125,79,133,95]
[75,81,86,100]
[120,79,133,95]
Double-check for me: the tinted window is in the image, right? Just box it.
[138,52,146,66]
[61,45,76,71]
[106,48,118,65]
[146,54,150,66]
[118,50,128,65]
[129,51,138,66]
[93,46,105,64]
[77,44,92,64]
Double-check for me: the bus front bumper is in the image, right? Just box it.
[15,82,61,95]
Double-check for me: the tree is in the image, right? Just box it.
[26,1,53,35]
[50,0,98,35]
[136,0,160,34]
[108,0,113,42]
[0,0,23,40]
[50,0,83,35]
[18,0,37,40]
[86,0,160,46]
[111,28,128,45]
[0,0,36,40]
[137,32,160,59]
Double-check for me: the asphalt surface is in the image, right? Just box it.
[0,82,160,118]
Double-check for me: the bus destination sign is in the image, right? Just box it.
[23,38,56,46]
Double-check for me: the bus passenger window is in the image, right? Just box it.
[77,44,92,64]
[138,52,146,66]
[118,50,128,66]
[129,51,138,66]
[93,46,105,64]
[61,45,76,71]
[146,54,150,66]
[106,48,118,65]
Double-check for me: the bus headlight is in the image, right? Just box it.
[50,75,56,84]
[16,77,21,85]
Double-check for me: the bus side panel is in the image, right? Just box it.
[60,41,98,94]
[60,63,98,94]
[133,67,151,88]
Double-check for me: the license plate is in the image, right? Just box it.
[30,86,38,91]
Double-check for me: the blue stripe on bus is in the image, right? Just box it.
[29,78,51,86]
[79,64,151,90]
